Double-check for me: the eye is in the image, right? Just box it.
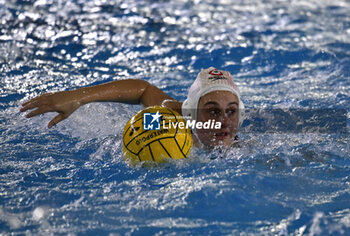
[208,108,221,117]
[226,108,237,116]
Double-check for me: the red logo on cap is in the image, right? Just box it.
[209,69,224,76]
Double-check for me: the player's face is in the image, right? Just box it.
[196,91,239,148]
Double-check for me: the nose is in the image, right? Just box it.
[218,114,230,128]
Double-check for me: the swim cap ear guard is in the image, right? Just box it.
[182,67,245,128]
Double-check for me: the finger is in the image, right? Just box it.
[20,99,41,112]
[22,94,46,106]
[21,97,37,106]
[21,99,36,107]
[48,113,66,128]
[21,93,52,111]
[20,105,33,112]
[25,106,51,118]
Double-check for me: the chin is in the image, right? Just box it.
[200,135,234,148]
[212,138,232,147]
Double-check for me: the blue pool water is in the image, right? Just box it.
[1,0,350,235]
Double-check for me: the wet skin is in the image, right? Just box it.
[195,91,239,148]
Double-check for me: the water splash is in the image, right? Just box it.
[1,0,349,235]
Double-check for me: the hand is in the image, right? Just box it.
[20,91,81,128]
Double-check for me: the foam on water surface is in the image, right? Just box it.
[0,0,349,234]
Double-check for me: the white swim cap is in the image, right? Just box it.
[182,67,245,128]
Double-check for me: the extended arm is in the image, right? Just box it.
[20,79,181,128]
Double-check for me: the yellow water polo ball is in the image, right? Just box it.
[122,106,193,164]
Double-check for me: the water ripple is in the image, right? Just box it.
[1,0,349,235]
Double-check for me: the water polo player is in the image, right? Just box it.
[20,67,245,148]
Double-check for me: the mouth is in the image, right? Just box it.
[214,132,230,141]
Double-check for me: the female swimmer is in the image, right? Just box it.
[20,67,245,148]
